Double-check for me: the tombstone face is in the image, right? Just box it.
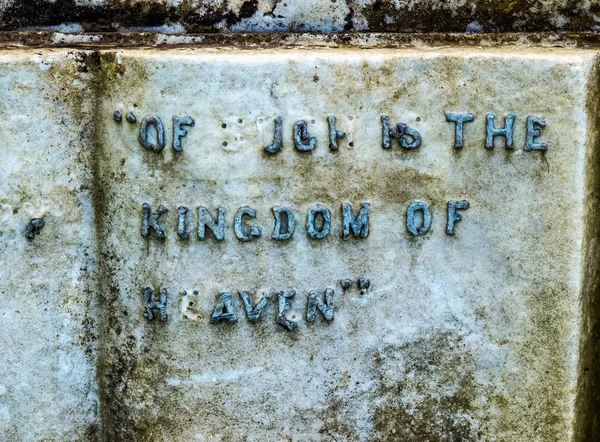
[1,45,599,441]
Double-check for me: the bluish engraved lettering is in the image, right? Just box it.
[358,278,370,290]
[447,200,469,235]
[525,115,548,151]
[138,115,165,152]
[210,293,238,323]
[306,204,331,239]
[445,112,474,149]
[406,200,432,236]
[264,116,283,153]
[239,291,272,322]
[113,111,122,122]
[294,120,317,151]
[197,206,225,241]
[141,203,168,239]
[143,287,167,322]
[234,206,262,242]
[342,202,370,238]
[486,113,516,149]
[126,112,136,123]
[307,288,335,322]
[381,115,422,149]
[272,206,295,240]
[26,218,44,239]
[340,279,353,289]
[327,116,345,150]
[173,115,195,152]
[177,206,189,240]
[276,291,297,331]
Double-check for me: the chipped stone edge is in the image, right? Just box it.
[2,31,600,49]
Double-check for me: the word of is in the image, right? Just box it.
[114,111,195,152]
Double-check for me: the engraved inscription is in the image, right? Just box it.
[114,110,548,153]
[140,201,473,240]
[153,278,370,330]
[121,107,550,331]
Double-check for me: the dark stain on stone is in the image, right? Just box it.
[369,332,480,441]
[239,0,259,20]
[355,0,600,33]
[1,0,600,32]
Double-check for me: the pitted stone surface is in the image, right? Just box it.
[1,44,600,441]
[0,50,98,441]
[0,0,599,33]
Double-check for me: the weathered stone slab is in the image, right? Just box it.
[94,47,600,441]
[0,50,98,440]
[2,44,600,441]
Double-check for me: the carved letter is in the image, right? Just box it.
[445,112,474,149]
[173,115,194,152]
[327,116,345,150]
[381,115,421,149]
[406,200,431,236]
[26,218,44,239]
[142,203,168,239]
[234,206,262,242]
[294,120,317,151]
[276,290,297,331]
[177,206,189,240]
[138,115,165,152]
[197,206,225,240]
[486,113,516,149]
[210,293,238,323]
[307,288,335,322]
[143,287,167,322]
[264,116,283,153]
[239,291,272,322]
[342,202,370,238]
[340,279,353,289]
[358,278,370,290]
[306,204,331,239]
[272,206,295,240]
[525,115,547,151]
[447,200,469,235]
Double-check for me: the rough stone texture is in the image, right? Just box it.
[1,41,600,441]
[0,50,99,440]
[0,0,600,33]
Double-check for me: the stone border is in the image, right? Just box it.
[2,31,600,49]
